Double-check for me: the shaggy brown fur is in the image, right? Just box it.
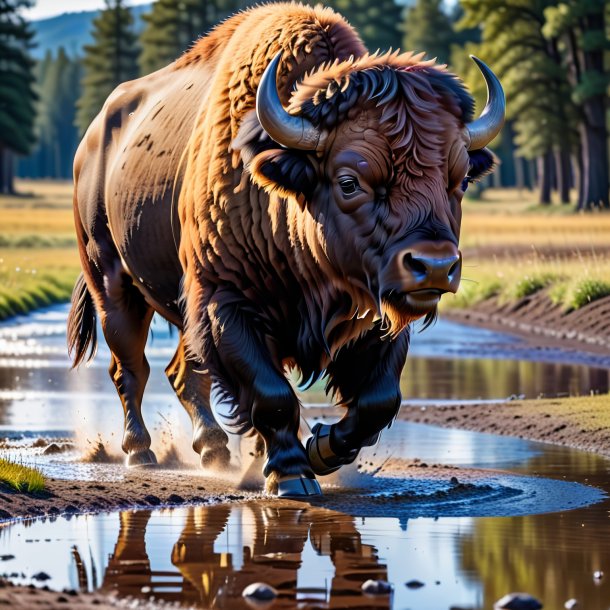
[69,2,494,489]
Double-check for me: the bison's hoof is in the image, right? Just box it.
[200,445,231,470]
[277,475,322,497]
[306,423,357,476]
[126,449,157,468]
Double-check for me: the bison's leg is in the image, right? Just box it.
[99,264,157,467]
[166,336,230,468]
[209,295,320,496]
[307,326,409,475]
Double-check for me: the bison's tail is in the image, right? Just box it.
[67,273,98,368]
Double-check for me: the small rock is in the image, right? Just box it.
[494,593,543,610]
[32,439,47,448]
[361,579,393,595]
[0,556,14,562]
[0,511,11,521]
[450,476,459,485]
[141,586,151,594]
[167,494,185,504]
[405,579,425,589]
[564,599,578,609]
[593,570,603,581]
[31,571,51,581]
[43,443,62,455]
[56,596,69,603]
[144,494,161,506]
[242,582,278,601]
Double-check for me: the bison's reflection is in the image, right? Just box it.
[102,502,389,608]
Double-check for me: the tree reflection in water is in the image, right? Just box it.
[101,502,389,609]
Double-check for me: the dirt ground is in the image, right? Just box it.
[399,393,610,458]
[445,291,610,359]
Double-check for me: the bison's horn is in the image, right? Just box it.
[466,56,505,151]
[256,52,322,151]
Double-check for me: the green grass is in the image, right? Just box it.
[446,252,610,312]
[0,180,80,321]
[0,249,79,321]
[0,458,45,493]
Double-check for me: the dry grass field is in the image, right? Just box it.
[449,188,610,311]
[0,180,79,319]
[1,181,609,320]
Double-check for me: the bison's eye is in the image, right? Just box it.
[338,176,360,196]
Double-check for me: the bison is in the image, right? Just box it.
[68,2,504,496]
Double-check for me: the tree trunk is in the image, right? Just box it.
[0,147,15,195]
[578,105,609,210]
[555,148,572,204]
[537,152,552,205]
[515,155,525,191]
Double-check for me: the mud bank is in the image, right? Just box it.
[0,580,183,610]
[399,393,610,458]
[445,291,610,362]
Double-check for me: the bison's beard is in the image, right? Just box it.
[381,291,439,338]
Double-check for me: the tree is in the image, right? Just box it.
[140,0,216,75]
[459,0,578,206]
[18,48,82,179]
[544,0,609,210]
[327,0,403,52]
[76,0,139,136]
[403,0,456,64]
[0,0,37,194]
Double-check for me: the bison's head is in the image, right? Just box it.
[248,52,504,336]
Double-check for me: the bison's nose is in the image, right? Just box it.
[400,241,461,294]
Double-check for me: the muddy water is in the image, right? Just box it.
[0,425,609,609]
[0,305,608,439]
[1,306,610,608]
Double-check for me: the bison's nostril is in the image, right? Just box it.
[403,252,428,276]
[448,258,460,278]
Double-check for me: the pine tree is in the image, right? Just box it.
[76,0,139,136]
[403,0,456,64]
[0,0,37,194]
[139,0,222,75]
[544,0,609,210]
[327,0,403,52]
[459,0,578,206]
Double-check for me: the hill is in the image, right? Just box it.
[31,4,151,59]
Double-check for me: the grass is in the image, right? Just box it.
[2,181,610,320]
[439,187,610,312]
[461,188,610,249]
[447,250,610,312]
[0,458,45,493]
[0,180,80,321]
[0,249,79,320]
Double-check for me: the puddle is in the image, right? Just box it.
[0,305,608,441]
[1,306,610,608]
[0,420,609,609]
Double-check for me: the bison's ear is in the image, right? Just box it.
[467,147,496,182]
[249,148,317,204]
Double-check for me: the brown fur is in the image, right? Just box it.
[69,2,492,479]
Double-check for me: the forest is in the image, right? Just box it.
[1,0,609,210]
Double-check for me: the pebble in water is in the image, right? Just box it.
[494,592,543,610]
[593,570,603,581]
[361,579,393,594]
[405,579,425,589]
[564,599,578,609]
[31,572,51,582]
[242,582,278,602]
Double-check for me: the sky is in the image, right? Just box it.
[24,0,152,21]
